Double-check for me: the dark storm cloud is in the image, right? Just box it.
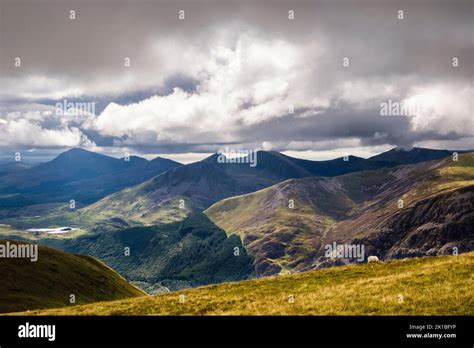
[2,0,471,86]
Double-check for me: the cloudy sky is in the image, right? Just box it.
[0,0,472,163]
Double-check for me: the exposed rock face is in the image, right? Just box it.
[260,241,286,259]
[255,259,282,276]
[374,187,474,259]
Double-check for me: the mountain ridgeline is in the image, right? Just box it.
[369,147,467,164]
[0,148,182,208]
[80,148,455,226]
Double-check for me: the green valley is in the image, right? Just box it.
[41,213,254,291]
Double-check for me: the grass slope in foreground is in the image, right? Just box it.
[19,252,474,316]
[0,240,145,313]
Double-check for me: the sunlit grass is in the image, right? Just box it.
[17,252,474,316]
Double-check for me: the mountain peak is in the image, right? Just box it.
[119,155,148,164]
[150,156,182,166]
[369,147,461,164]
[56,147,100,159]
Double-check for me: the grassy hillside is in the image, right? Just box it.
[17,252,474,316]
[205,178,347,276]
[0,240,145,313]
[206,153,474,274]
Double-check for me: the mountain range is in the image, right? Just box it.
[0,148,182,208]
[1,146,472,294]
[68,147,467,226]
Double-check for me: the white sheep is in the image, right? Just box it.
[367,255,380,263]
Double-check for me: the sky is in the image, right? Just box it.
[0,0,472,163]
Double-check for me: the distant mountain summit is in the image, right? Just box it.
[369,147,467,164]
[37,147,126,179]
[0,148,182,207]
